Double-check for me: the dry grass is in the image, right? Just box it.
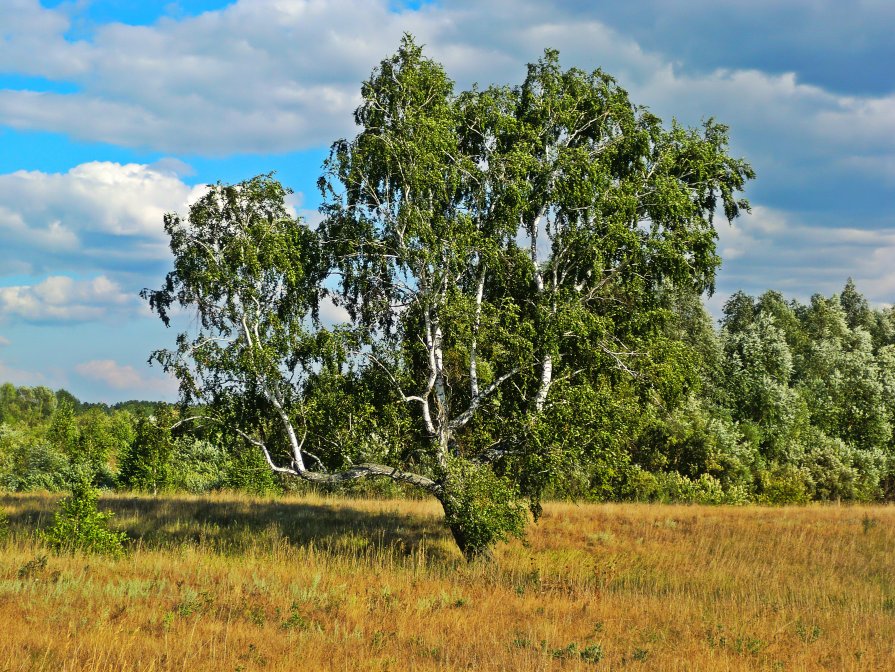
[0,492,893,671]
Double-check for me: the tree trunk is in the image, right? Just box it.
[438,493,493,562]
[434,472,497,562]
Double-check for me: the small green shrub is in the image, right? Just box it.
[42,471,127,556]
[0,507,9,543]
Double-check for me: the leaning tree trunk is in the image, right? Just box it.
[437,490,494,562]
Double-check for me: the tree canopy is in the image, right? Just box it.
[144,35,754,559]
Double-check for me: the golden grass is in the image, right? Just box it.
[0,493,893,671]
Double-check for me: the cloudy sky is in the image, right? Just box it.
[1,0,893,402]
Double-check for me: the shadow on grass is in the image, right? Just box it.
[0,493,457,563]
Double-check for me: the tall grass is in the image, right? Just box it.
[0,492,892,670]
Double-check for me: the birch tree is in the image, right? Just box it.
[146,37,753,559]
[318,36,752,552]
[143,175,439,494]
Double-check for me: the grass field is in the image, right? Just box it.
[0,493,893,671]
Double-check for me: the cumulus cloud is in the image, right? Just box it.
[0,0,893,398]
[0,275,136,322]
[714,206,895,305]
[0,336,10,347]
[0,161,206,278]
[74,358,178,397]
[0,0,890,235]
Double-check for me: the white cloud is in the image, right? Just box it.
[714,206,895,305]
[0,0,889,246]
[74,358,178,397]
[0,161,200,238]
[0,161,205,277]
[0,275,135,322]
[0,336,11,347]
[0,0,890,168]
[0,0,892,345]
[318,295,351,325]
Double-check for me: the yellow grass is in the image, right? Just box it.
[0,493,893,670]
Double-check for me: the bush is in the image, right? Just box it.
[756,464,811,504]
[118,411,174,493]
[0,508,8,543]
[223,445,281,496]
[441,458,529,559]
[168,438,229,493]
[42,471,127,556]
[800,428,885,501]
[621,466,750,504]
[0,440,69,492]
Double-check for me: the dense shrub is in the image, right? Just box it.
[118,412,174,493]
[42,470,127,556]
[441,457,529,558]
[756,464,812,505]
[800,428,885,501]
[168,438,229,493]
[622,467,749,505]
[223,444,281,496]
[0,436,68,492]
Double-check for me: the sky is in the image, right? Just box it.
[0,0,893,403]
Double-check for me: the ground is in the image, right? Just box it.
[0,493,893,670]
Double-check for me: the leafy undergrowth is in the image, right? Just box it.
[0,492,893,670]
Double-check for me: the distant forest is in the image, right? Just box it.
[1,279,894,504]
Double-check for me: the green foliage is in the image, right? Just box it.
[168,438,229,493]
[799,428,885,501]
[47,400,79,455]
[623,467,750,505]
[224,444,281,496]
[756,464,811,505]
[118,406,175,493]
[633,396,758,492]
[0,423,68,492]
[42,470,127,556]
[520,378,641,509]
[440,457,529,559]
[0,383,57,426]
[0,507,8,543]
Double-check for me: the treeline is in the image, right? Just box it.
[632,279,895,504]
[0,384,276,495]
[1,279,893,504]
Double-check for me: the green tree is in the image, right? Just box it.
[839,278,873,333]
[319,37,751,556]
[797,295,891,451]
[146,37,753,559]
[722,312,807,461]
[0,384,57,426]
[42,468,127,556]
[118,406,175,494]
[47,400,80,456]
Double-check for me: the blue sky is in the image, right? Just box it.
[1,0,893,402]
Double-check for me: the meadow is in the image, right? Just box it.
[0,493,892,671]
